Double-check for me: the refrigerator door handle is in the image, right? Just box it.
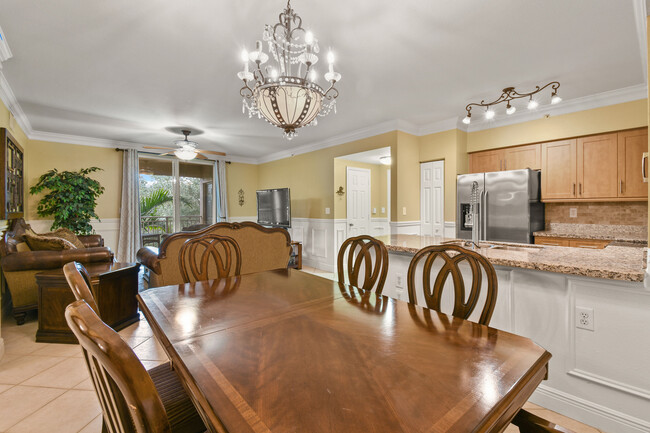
[481,190,487,241]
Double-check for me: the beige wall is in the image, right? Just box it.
[226,162,258,218]
[257,132,398,219]
[333,159,388,220]
[26,140,122,221]
[468,99,648,153]
[394,131,421,221]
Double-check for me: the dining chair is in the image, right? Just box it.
[179,234,242,283]
[407,244,497,326]
[337,235,389,294]
[65,300,206,433]
[63,261,98,313]
[512,409,576,432]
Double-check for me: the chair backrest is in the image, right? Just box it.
[63,261,99,313]
[337,235,388,294]
[179,234,242,283]
[65,300,171,433]
[407,245,498,326]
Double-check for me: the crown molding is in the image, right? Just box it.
[0,71,32,135]
[465,84,648,132]
[417,117,465,135]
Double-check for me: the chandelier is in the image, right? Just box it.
[462,81,561,125]
[237,0,341,140]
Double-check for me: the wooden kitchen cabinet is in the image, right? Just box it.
[534,237,570,247]
[541,139,577,200]
[504,144,541,170]
[577,133,618,199]
[534,236,609,249]
[617,128,648,199]
[469,149,503,173]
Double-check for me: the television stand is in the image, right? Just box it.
[289,241,302,270]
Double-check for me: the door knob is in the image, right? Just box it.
[349,223,354,226]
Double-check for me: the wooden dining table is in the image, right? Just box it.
[137,268,551,433]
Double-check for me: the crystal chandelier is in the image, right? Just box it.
[237,0,341,140]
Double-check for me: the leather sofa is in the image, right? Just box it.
[137,221,292,288]
[0,218,114,324]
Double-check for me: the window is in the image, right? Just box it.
[138,156,216,247]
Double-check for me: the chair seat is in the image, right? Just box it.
[148,363,206,433]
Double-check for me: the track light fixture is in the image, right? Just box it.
[462,81,560,125]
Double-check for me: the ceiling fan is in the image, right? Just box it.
[144,129,226,160]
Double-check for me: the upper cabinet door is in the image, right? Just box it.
[541,139,577,200]
[504,144,541,171]
[617,128,648,199]
[577,133,618,199]
[469,149,503,173]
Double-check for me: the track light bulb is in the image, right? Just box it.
[527,99,539,110]
[462,115,471,125]
[485,109,495,120]
[506,104,516,115]
[551,93,562,104]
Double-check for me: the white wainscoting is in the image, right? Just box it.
[370,218,390,237]
[444,221,456,238]
[288,218,336,272]
[28,218,120,253]
[389,220,421,235]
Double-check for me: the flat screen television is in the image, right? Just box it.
[256,188,291,228]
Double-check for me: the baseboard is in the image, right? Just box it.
[0,337,4,361]
[532,384,650,433]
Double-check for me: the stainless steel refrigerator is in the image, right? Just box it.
[456,169,544,244]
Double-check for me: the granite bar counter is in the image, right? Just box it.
[375,234,646,282]
[533,223,647,245]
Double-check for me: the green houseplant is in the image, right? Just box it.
[29,167,105,235]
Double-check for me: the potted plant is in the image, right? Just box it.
[29,167,105,235]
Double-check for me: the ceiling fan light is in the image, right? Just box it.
[174,147,198,160]
[379,156,392,165]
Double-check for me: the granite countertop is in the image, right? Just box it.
[533,223,647,245]
[376,234,646,283]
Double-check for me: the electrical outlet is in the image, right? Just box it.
[395,273,404,288]
[325,207,330,215]
[381,207,385,213]
[402,207,407,216]
[569,208,578,218]
[576,306,594,331]
[373,207,377,214]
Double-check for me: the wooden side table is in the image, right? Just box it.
[36,262,140,344]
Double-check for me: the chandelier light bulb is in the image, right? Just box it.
[241,49,249,63]
[485,109,495,120]
[305,31,314,45]
[551,92,562,104]
[270,68,278,80]
[309,69,318,82]
[527,99,539,110]
[462,115,471,125]
[327,51,335,64]
[506,104,516,115]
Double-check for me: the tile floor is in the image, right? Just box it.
[0,267,606,433]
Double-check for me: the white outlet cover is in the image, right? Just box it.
[373,207,377,214]
[576,306,594,331]
[381,207,385,213]
[395,274,404,288]
[402,207,407,215]
[569,208,578,218]
[325,207,330,215]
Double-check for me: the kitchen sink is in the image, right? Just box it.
[440,240,543,252]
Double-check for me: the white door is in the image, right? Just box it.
[420,161,444,236]
[347,167,371,236]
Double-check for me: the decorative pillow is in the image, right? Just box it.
[15,242,31,253]
[48,228,85,249]
[24,227,85,249]
[24,232,77,251]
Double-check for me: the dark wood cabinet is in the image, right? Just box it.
[0,128,24,219]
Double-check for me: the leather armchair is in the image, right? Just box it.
[0,218,114,324]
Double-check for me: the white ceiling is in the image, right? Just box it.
[0,0,647,161]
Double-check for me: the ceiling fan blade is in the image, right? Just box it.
[195,153,208,160]
[197,149,226,156]
[143,146,175,150]
[158,151,175,156]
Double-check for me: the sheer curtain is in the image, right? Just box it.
[117,149,141,262]
[216,160,229,222]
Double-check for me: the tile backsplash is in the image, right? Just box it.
[545,202,648,226]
